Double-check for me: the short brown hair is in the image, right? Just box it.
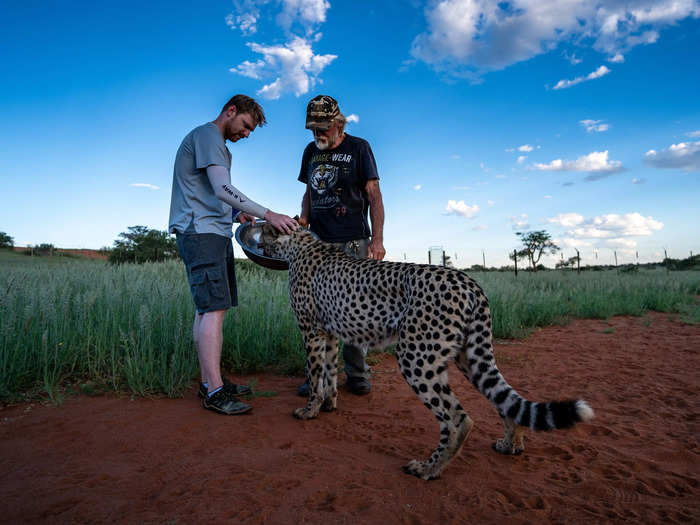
[221,94,267,127]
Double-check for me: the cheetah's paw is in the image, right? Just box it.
[401,459,440,480]
[293,406,319,420]
[492,439,524,455]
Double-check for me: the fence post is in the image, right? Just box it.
[664,248,669,274]
[428,250,431,265]
[513,249,518,277]
[614,250,618,272]
[442,250,446,267]
[576,248,580,274]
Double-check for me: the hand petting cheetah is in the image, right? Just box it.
[261,225,594,480]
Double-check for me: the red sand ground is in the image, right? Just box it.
[1,312,698,524]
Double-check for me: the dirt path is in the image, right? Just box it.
[1,312,698,524]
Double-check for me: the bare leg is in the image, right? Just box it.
[194,310,227,391]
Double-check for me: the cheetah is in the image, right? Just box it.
[261,225,594,480]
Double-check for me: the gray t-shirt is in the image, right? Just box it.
[169,123,233,237]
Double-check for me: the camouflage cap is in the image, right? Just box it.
[305,95,340,130]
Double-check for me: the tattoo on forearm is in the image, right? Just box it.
[222,184,247,203]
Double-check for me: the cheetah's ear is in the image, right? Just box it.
[293,215,310,229]
[261,222,278,237]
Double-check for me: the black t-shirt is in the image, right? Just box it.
[298,134,379,243]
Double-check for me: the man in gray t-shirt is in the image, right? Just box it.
[169,94,297,415]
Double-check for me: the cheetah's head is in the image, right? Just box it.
[260,222,315,260]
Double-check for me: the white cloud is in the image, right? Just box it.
[346,114,359,124]
[226,12,259,36]
[626,30,659,46]
[609,53,625,63]
[517,155,527,164]
[277,0,331,31]
[413,184,422,191]
[605,238,638,249]
[632,178,647,184]
[644,140,700,171]
[231,36,337,99]
[580,119,609,132]
[130,183,159,190]
[561,237,592,248]
[547,212,584,227]
[532,150,623,178]
[445,200,479,218]
[518,144,534,152]
[228,0,330,36]
[452,185,472,190]
[505,147,515,152]
[543,195,552,199]
[552,65,611,90]
[227,1,336,99]
[450,154,461,159]
[562,50,582,64]
[510,213,529,230]
[233,59,266,80]
[487,200,495,206]
[569,212,663,239]
[473,224,489,231]
[410,1,700,79]
[687,130,700,138]
[225,1,262,36]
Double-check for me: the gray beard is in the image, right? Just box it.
[314,137,330,150]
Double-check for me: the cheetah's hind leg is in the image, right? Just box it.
[492,416,525,455]
[396,339,474,480]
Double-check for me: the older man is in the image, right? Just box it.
[297,95,386,396]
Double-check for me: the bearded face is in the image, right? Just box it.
[313,122,342,150]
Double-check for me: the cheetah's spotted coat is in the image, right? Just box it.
[262,227,594,480]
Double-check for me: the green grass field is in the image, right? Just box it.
[1,249,698,402]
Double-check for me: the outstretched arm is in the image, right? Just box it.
[207,165,297,234]
[207,165,268,218]
[366,179,385,260]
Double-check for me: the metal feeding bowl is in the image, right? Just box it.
[234,220,289,270]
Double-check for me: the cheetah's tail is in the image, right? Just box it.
[472,359,595,431]
[464,288,594,431]
[502,396,594,431]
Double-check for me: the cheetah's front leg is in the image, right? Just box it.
[320,335,339,412]
[293,333,328,420]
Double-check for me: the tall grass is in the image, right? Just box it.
[0,251,302,401]
[471,270,700,338]
[1,249,698,401]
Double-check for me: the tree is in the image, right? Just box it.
[556,255,579,270]
[0,231,14,249]
[109,226,178,264]
[510,230,560,272]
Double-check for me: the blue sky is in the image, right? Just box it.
[1,0,699,267]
